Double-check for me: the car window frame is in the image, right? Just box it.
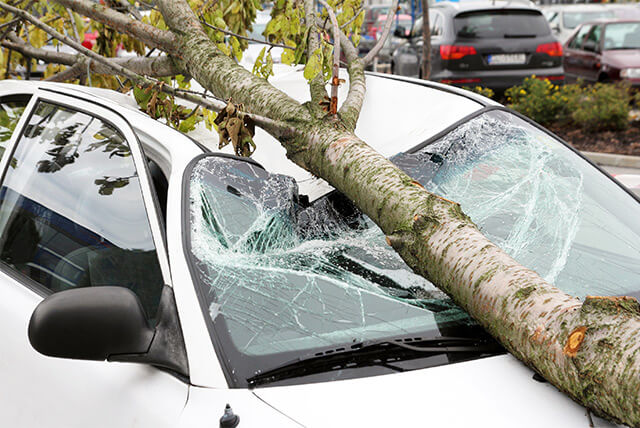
[568,24,593,50]
[0,88,172,296]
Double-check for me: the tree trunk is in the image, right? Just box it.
[421,0,431,80]
[14,1,640,424]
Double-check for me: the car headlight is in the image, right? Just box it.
[621,68,640,79]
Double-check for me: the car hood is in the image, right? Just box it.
[603,49,640,68]
[252,354,610,427]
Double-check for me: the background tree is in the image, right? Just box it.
[421,0,431,79]
[2,1,640,425]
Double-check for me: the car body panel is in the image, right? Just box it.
[252,354,600,427]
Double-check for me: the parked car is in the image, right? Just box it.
[0,72,638,427]
[542,4,615,44]
[391,1,564,94]
[359,14,415,71]
[563,19,640,84]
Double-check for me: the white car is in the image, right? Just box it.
[542,4,616,44]
[0,72,637,428]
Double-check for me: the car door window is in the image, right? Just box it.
[569,24,592,49]
[0,95,30,160]
[584,25,602,52]
[0,101,163,318]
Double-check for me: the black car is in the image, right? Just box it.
[391,1,564,93]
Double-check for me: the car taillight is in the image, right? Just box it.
[440,45,477,60]
[536,42,563,57]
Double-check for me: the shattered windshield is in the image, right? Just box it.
[186,110,640,387]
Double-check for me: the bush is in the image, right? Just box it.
[506,78,631,132]
[505,77,574,126]
[572,83,630,132]
[468,86,494,99]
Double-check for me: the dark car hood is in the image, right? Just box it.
[603,49,640,68]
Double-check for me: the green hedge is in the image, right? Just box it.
[502,77,632,132]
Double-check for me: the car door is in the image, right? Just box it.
[563,24,592,82]
[580,24,603,82]
[0,89,188,428]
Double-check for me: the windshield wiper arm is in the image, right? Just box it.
[247,336,504,387]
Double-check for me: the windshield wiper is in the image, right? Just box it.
[247,336,504,387]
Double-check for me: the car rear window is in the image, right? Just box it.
[454,10,551,38]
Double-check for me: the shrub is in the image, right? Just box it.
[468,86,494,99]
[505,77,574,126]
[572,83,631,132]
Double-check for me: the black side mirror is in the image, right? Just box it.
[29,286,154,360]
[394,26,409,38]
[583,40,598,52]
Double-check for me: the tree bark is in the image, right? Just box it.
[421,0,431,80]
[8,1,640,425]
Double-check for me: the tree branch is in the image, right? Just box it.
[1,31,180,77]
[54,0,175,52]
[363,0,398,64]
[65,7,80,41]
[341,7,363,30]
[200,18,294,50]
[155,0,309,127]
[318,0,340,116]
[304,0,329,107]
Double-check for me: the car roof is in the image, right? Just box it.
[577,18,640,26]
[542,3,614,12]
[433,0,540,15]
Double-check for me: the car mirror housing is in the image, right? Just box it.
[394,26,409,39]
[29,286,154,360]
[28,286,189,377]
[583,40,598,53]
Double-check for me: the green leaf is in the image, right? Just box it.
[214,16,226,28]
[304,49,322,82]
[281,49,295,65]
[133,86,152,109]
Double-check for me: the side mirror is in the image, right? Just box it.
[394,26,409,38]
[583,40,598,52]
[29,287,154,360]
[551,24,560,33]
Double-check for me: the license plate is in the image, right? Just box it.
[487,54,526,65]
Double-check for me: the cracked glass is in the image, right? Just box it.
[187,110,640,386]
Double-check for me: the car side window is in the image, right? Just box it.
[431,13,443,36]
[584,25,602,52]
[0,101,164,318]
[0,95,30,160]
[569,24,592,50]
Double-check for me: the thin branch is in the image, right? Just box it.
[45,62,84,81]
[199,0,218,15]
[363,0,398,64]
[1,32,179,76]
[316,15,358,65]
[303,0,329,108]
[318,0,340,116]
[200,18,294,50]
[340,7,363,30]
[54,0,175,52]
[0,3,294,138]
[65,7,80,42]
